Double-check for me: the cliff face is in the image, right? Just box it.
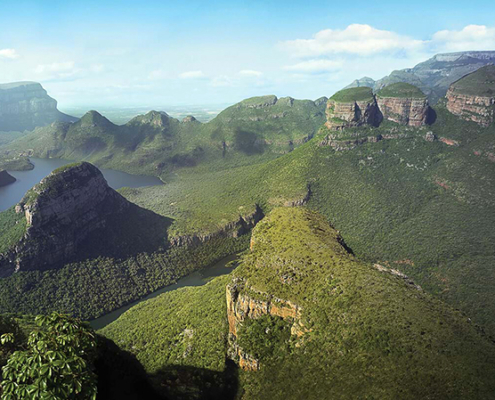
[0,82,76,132]
[0,170,16,187]
[325,98,381,130]
[445,65,495,127]
[226,278,306,371]
[446,89,495,127]
[0,162,130,276]
[376,97,430,126]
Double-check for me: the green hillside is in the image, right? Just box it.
[449,65,495,96]
[329,87,374,103]
[102,208,495,400]
[376,82,426,98]
[1,95,326,177]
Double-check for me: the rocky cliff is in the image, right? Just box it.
[326,84,431,130]
[0,170,16,187]
[376,83,431,126]
[0,82,76,132]
[0,162,131,276]
[446,65,495,127]
[325,87,381,130]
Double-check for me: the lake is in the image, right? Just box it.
[0,158,163,211]
[90,253,238,330]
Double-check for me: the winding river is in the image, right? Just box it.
[90,254,238,330]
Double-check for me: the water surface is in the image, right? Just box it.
[0,158,162,211]
[90,254,238,330]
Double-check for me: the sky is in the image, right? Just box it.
[1,0,495,109]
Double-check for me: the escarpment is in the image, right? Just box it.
[0,162,132,276]
[376,83,431,126]
[0,82,76,131]
[325,87,381,130]
[446,65,495,127]
[325,85,431,130]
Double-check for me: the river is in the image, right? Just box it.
[90,253,238,330]
[0,158,163,211]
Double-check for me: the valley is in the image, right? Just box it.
[1,48,495,399]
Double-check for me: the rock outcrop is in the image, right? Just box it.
[325,84,431,130]
[376,83,431,126]
[0,162,131,276]
[325,87,381,130]
[0,170,16,187]
[0,82,76,131]
[446,65,495,127]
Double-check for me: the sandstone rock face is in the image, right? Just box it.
[376,97,430,126]
[0,170,16,187]
[226,278,306,371]
[0,82,76,131]
[325,98,381,130]
[0,162,130,276]
[446,89,495,127]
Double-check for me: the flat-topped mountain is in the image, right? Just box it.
[343,51,495,103]
[0,81,77,132]
[325,87,381,130]
[376,83,432,126]
[325,84,431,129]
[446,65,495,126]
[0,162,169,277]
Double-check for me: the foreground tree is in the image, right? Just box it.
[1,312,97,400]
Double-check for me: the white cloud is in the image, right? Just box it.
[282,24,423,57]
[179,70,206,79]
[0,49,19,60]
[239,69,263,77]
[431,25,495,52]
[284,59,343,74]
[210,75,233,87]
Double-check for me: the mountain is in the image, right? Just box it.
[343,76,376,89]
[446,65,495,126]
[343,51,495,103]
[324,84,431,129]
[0,95,326,176]
[0,82,77,132]
[102,208,495,399]
[0,162,171,277]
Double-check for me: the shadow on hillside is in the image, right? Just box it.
[427,107,437,125]
[95,336,167,400]
[77,204,174,261]
[149,360,240,400]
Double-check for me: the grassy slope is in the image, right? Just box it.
[376,82,426,98]
[330,87,374,102]
[102,208,495,400]
[449,65,495,96]
[234,208,495,400]
[0,207,26,254]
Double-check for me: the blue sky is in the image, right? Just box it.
[1,0,495,108]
